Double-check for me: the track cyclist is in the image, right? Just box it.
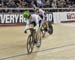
[22,10,41,47]
[34,8,51,34]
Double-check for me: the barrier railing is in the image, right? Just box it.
[0,8,75,25]
[0,8,75,12]
[0,8,75,10]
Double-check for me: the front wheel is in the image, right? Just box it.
[27,35,34,54]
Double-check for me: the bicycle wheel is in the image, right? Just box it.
[27,35,34,54]
[48,21,53,34]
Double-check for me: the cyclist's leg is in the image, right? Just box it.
[34,21,41,47]
[43,14,51,32]
[30,21,41,47]
[30,21,37,43]
[39,13,46,29]
[45,20,50,33]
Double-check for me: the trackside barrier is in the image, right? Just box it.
[0,13,53,24]
[0,8,75,25]
[53,12,75,23]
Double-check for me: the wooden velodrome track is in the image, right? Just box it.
[0,23,75,60]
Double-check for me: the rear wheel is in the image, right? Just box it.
[48,21,53,34]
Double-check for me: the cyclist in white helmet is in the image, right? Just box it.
[34,8,46,26]
[34,8,51,32]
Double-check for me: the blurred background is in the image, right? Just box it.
[0,0,75,12]
[0,0,75,24]
[0,0,75,8]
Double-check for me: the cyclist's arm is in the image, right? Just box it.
[24,19,30,31]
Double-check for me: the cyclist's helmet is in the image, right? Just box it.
[23,11,31,18]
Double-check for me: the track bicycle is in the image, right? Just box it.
[27,27,41,54]
[41,21,53,37]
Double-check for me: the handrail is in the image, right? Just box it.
[0,8,75,10]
